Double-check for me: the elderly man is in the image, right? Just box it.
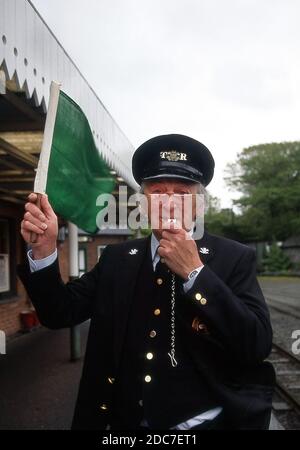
[18,134,275,430]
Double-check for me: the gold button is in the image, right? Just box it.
[100,403,108,410]
[107,377,115,384]
[200,298,207,305]
[154,308,161,316]
[145,375,152,383]
[149,330,156,338]
[195,293,202,301]
[146,352,154,360]
[156,278,163,285]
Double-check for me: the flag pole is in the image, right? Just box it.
[68,221,81,361]
[30,81,61,243]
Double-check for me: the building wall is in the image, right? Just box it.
[57,234,129,282]
[282,247,300,266]
[0,201,30,336]
[86,235,129,271]
[0,280,29,337]
[282,236,300,267]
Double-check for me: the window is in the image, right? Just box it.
[0,220,10,294]
[0,218,17,301]
[78,248,87,278]
[97,245,107,261]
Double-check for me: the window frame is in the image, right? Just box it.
[0,218,17,302]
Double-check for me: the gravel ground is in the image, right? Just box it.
[268,308,300,359]
[259,277,300,430]
[259,276,300,358]
[259,277,300,310]
[0,322,89,430]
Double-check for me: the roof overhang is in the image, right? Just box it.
[0,0,139,197]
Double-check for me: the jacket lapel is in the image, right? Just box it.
[113,235,151,370]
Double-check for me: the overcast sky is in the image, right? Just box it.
[31,0,300,206]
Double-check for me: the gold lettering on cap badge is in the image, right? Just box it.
[160,151,187,161]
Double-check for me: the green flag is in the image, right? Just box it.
[34,82,115,233]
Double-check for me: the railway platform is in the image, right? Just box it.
[0,319,286,430]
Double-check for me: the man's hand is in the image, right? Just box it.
[157,228,203,280]
[20,193,58,260]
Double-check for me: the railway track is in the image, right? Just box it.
[259,284,300,428]
[266,297,300,320]
[268,342,300,415]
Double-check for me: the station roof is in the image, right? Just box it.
[0,0,138,206]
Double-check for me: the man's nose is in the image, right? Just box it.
[161,194,179,213]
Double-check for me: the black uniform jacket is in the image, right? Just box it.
[17,232,275,430]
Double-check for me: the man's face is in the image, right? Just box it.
[142,178,200,237]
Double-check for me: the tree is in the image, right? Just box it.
[205,195,244,240]
[226,141,300,241]
[262,242,291,272]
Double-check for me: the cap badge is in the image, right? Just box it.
[160,151,187,162]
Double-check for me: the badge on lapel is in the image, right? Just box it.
[199,247,210,255]
[129,248,138,255]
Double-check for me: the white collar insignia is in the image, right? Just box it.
[199,247,210,254]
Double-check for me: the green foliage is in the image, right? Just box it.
[226,141,300,241]
[205,195,244,240]
[140,227,152,237]
[262,242,291,272]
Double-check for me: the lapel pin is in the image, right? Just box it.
[129,248,138,255]
[199,247,210,254]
